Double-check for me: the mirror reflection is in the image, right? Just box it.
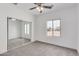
[7,17,32,50]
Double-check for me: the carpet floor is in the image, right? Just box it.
[8,38,31,50]
[1,41,78,56]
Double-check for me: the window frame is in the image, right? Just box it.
[46,19,61,37]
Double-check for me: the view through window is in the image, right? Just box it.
[47,20,60,37]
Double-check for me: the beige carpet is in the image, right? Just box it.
[1,41,78,56]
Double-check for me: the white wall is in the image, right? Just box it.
[77,4,79,52]
[8,20,21,39]
[35,5,78,49]
[0,3,34,54]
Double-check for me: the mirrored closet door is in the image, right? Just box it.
[7,17,32,50]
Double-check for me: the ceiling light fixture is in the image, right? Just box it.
[29,3,53,13]
[12,18,16,21]
[36,6,43,13]
[7,17,16,21]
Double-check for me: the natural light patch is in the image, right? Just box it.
[25,24,30,35]
[25,24,27,34]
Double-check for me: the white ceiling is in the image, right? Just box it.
[13,3,77,16]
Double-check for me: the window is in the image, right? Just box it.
[47,21,53,36]
[47,20,60,37]
[27,24,30,35]
[25,24,27,34]
[25,24,30,35]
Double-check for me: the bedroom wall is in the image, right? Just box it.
[8,20,21,39]
[35,5,78,49]
[77,4,79,52]
[0,3,34,54]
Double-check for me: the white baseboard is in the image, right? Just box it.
[37,40,77,51]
